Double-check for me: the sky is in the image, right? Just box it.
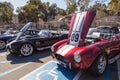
[0,0,111,14]
[0,0,67,14]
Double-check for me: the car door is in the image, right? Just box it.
[35,37,50,48]
[34,35,59,48]
[108,38,120,58]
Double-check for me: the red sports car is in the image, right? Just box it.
[51,10,120,76]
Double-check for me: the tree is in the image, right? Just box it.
[63,0,92,14]
[78,0,91,11]
[57,8,66,16]
[39,2,60,21]
[108,0,120,26]
[87,0,110,16]
[64,0,80,14]
[17,5,39,23]
[109,0,120,15]
[17,0,42,23]
[0,2,14,24]
[17,0,64,22]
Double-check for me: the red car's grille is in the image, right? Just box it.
[55,54,69,63]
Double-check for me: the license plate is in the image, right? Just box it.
[59,61,66,68]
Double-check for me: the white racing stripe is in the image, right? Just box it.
[117,59,120,80]
[57,45,69,54]
[76,13,84,31]
[73,13,81,31]
[74,13,82,31]
[78,12,86,33]
[72,12,86,32]
[60,45,75,56]
[0,62,31,77]
[69,12,87,47]
[57,45,75,56]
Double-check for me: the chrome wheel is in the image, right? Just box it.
[20,44,33,56]
[0,40,6,50]
[97,55,107,74]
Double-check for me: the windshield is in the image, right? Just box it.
[87,27,113,39]
[38,30,52,38]
[15,22,33,40]
[20,22,32,32]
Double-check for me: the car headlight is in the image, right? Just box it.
[51,46,54,52]
[74,53,81,63]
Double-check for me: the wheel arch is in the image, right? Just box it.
[19,41,36,53]
[88,51,108,76]
[0,38,7,43]
[79,46,105,70]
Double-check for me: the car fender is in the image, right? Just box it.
[52,39,68,52]
[77,45,102,70]
[0,38,7,42]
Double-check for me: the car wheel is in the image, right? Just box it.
[0,40,6,50]
[20,43,34,56]
[90,53,107,76]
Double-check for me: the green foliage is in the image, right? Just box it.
[64,0,92,14]
[39,2,58,21]
[17,5,39,23]
[64,0,80,14]
[109,0,120,15]
[17,0,42,23]
[17,0,66,23]
[0,2,14,24]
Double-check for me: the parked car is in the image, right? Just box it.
[7,22,68,56]
[51,10,120,76]
[0,29,17,50]
[0,26,39,50]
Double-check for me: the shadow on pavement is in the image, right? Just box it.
[6,49,52,64]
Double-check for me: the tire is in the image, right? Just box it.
[90,53,107,76]
[0,40,6,50]
[20,43,34,56]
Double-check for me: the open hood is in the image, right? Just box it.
[15,22,33,41]
[69,10,96,47]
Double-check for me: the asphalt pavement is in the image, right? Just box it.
[0,49,120,80]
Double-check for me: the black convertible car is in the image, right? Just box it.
[7,22,68,56]
[0,26,39,50]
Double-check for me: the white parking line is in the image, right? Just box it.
[73,71,81,80]
[0,60,12,64]
[117,59,120,80]
[0,53,8,56]
[20,60,82,80]
[20,60,56,80]
[0,62,31,77]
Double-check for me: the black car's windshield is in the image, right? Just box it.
[16,22,33,40]
[38,30,53,38]
[20,22,32,32]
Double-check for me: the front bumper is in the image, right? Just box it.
[55,54,74,69]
